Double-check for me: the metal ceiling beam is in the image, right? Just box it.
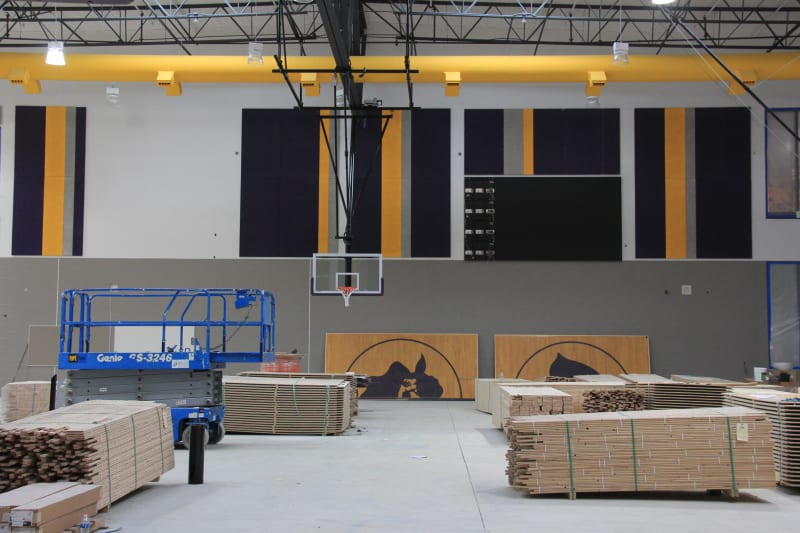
[315,0,362,107]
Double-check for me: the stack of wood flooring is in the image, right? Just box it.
[475,379,528,414]
[574,375,628,385]
[223,376,351,435]
[1,381,51,423]
[582,389,646,413]
[724,388,800,487]
[239,371,359,416]
[0,400,174,510]
[621,374,731,409]
[506,407,775,498]
[499,386,572,433]
[544,376,578,382]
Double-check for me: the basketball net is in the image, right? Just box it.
[337,286,356,307]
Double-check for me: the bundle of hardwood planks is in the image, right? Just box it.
[724,388,800,487]
[506,407,775,498]
[582,389,646,413]
[499,386,572,433]
[238,371,359,416]
[1,381,51,423]
[0,400,174,510]
[620,374,731,409]
[223,376,351,435]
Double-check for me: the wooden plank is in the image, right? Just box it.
[506,406,775,498]
[475,378,527,413]
[494,335,650,381]
[0,401,174,510]
[325,333,478,399]
[223,376,351,435]
[1,382,51,423]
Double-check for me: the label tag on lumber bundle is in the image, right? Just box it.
[736,423,749,442]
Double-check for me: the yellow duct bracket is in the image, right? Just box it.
[444,71,461,96]
[9,69,41,94]
[586,71,606,97]
[300,72,320,97]
[728,70,757,95]
[156,70,182,96]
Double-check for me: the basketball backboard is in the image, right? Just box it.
[312,253,383,305]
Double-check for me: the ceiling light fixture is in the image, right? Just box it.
[612,41,629,64]
[248,42,264,65]
[45,41,65,66]
[651,0,676,4]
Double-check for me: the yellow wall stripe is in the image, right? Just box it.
[381,111,403,257]
[664,108,687,259]
[42,106,67,256]
[318,110,330,254]
[523,109,534,174]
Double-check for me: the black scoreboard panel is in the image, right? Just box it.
[465,176,621,261]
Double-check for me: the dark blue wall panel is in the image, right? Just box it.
[465,110,504,175]
[634,109,667,258]
[534,109,620,175]
[12,106,46,256]
[695,107,752,258]
[411,109,451,257]
[240,109,319,257]
[350,115,382,253]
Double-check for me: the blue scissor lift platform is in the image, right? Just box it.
[58,288,276,445]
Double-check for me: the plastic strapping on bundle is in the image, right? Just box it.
[156,407,165,473]
[629,417,639,492]
[322,385,330,436]
[292,379,301,415]
[777,400,784,483]
[103,425,113,510]
[564,420,576,499]
[724,416,738,497]
[130,414,138,488]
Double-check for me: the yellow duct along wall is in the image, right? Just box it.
[3,52,800,87]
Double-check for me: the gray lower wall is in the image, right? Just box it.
[0,258,768,387]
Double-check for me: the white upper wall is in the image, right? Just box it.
[1,75,799,260]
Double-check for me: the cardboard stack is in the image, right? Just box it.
[506,407,775,498]
[1,382,51,423]
[498,386,572,433]
[0,400,175,510]
[0,482,100,533]
[223,376,351,435]
[239,371,359,416]
[724,388,800,487]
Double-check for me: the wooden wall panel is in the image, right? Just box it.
[325,333,478,399]
[495,335,650,379]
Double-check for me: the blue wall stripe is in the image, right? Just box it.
[350,115,382,253]
[72,107,86,256]
[12,106,47,256]
[533,109,620,175]
[411,108,451,257]
[465,109,504,175]
[634,109,667,258]
[695,107,752,258]
[239,109,319,257]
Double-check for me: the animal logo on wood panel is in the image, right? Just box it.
[515,341,628,380]
[346,338,463,399]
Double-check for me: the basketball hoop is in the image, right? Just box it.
[337,286,356,307]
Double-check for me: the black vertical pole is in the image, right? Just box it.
[188,425,205,484]
[48,373,57,411]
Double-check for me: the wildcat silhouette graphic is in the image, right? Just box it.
[361,354,444,399]
[548,353,599,378]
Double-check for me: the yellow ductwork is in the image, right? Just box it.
[2,52,800,94]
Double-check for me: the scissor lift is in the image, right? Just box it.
[58,288,276,445]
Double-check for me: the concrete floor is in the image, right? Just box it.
[96,400,800,532]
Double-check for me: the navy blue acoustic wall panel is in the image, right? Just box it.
[533,109,620,175]
[411,109,451,257]
[695,107,752,258]
[240,109,320,257]
[350,115,382,253]
[464,109,504,175]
